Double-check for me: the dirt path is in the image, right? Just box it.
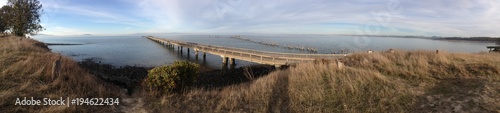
[414,78,500,112]
[116,98,147,113]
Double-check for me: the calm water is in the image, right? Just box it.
[33,35,495,69]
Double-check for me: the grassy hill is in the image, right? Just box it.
[0,36,123,112]
[142,50,500,112]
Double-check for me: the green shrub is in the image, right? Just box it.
[145,61,199,95]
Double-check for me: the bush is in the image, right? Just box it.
[145,61,199,95]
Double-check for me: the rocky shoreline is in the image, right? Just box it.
[77,58,277,94]
[78,58,149,95]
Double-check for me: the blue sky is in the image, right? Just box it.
[6,0,499,36]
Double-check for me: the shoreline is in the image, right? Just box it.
[433,37,500,43]
[77,58,277,95]
[44,43,83,46]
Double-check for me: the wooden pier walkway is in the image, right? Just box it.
[146,36,347,67]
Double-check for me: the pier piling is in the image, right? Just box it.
[222,57,229,66]
[229,58,236,65]
[203,52,206,59]
[195,50,199,59]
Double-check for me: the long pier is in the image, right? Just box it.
[146,36,347,67]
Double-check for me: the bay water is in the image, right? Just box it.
[33,35,495,69]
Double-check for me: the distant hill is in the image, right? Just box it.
[433,37,500,43]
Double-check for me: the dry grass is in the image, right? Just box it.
[143,50,500,112]
[2,35,499,112]
[0,36,124,112]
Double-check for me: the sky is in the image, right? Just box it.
[7,0,499,37]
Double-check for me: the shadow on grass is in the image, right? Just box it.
[196,65,276,89]
[413,78,488,112]
[267,72,291,113]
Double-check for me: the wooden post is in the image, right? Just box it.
[336,59,344,70]
[52,55,62,81]
[203,52,206,60]
[222,57,228,66]
[230,58,236,65]
[195,50,199,59]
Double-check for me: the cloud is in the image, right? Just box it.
[386,0,500,36]
[39,0,500,36]
[57,5,147,28]
[39,0,156,35]
[134,0,378,33]
[41,26,86,36]
[0,0,6,6]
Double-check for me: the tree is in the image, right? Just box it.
[0,5,12,35]
[7,0,43,37]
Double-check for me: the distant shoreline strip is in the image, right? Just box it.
[45,43,83,46]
